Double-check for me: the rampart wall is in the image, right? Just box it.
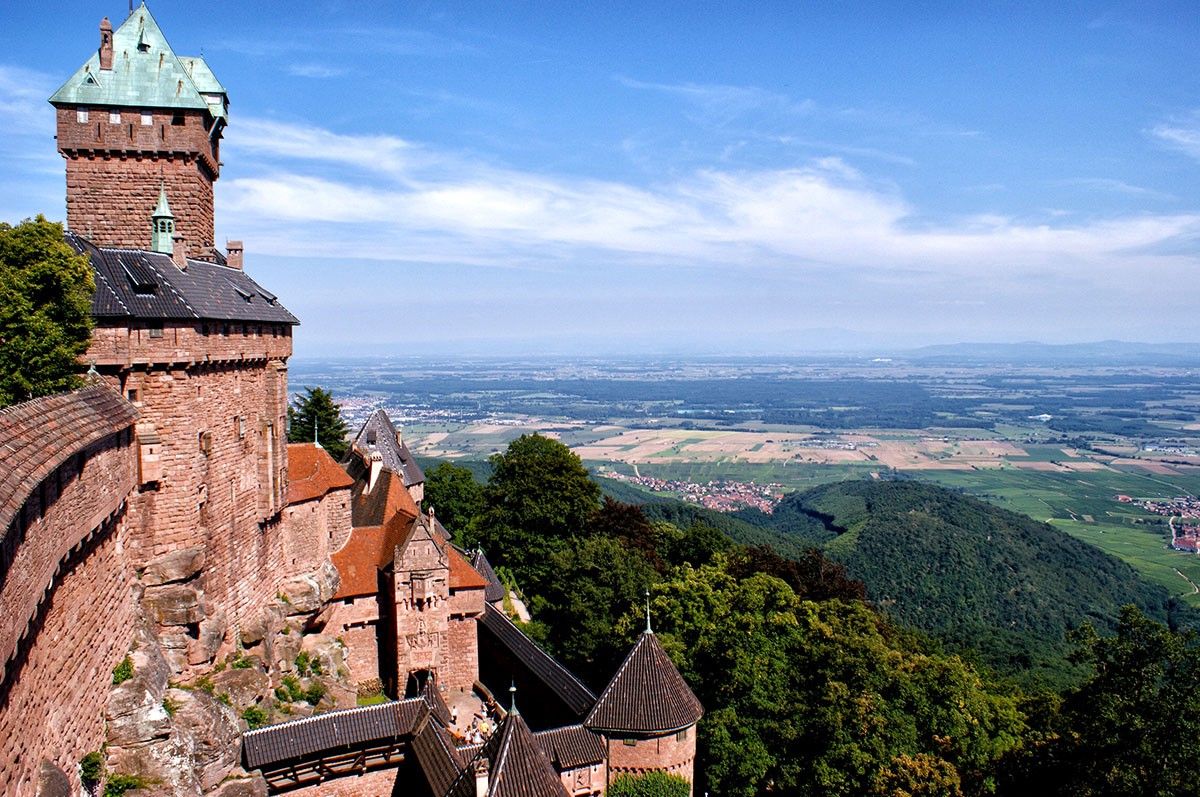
[0,388,140,796]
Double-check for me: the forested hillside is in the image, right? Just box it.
[738,480,1191,682]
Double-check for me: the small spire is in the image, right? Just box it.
[509,682,519,716]
[645,589,653,634]
[313,417,320,447]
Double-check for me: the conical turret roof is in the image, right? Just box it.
[584,631,703,734]
[449,710,568,797]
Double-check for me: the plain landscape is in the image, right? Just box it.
[294,343,1200,610]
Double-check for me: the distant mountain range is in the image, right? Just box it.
[902,340,1200,365]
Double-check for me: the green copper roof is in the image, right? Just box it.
[48,3,217,116]
[151,186,173,218]
[179,55,228,121]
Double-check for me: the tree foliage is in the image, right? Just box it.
[1001,606,1200,796]
[0,216,94,407]
[608,771,691,797]
[422,462,484,537]
[475,434,600,595]
[287,386,350,459]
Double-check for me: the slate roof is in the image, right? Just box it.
[458,726,605,773]
[449,711,569,797]
[0,386,137,541]
[479,604,596,718]
[286,443,353,505]
[49,3,224,120]
[411,717,465,797]
[584,631,703,735]
[533,725,606,770]
[67,233,297,324]
[351,409,424,487]
[470,549,507,603]
[241,698,427,770]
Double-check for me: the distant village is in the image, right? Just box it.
[606,472,785,513]
[1116,494,1200,552]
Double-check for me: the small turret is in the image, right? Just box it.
[150,186,175,254]
[586,616,704,792]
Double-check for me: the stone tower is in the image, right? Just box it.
[49,3,227,255]
[585,626,705,792]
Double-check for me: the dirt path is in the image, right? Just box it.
[1174,568,1199,596]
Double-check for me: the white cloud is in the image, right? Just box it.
[287,63,349,79]
[1150,112,1200,162]
[218,118,1200,278]
[0,65,56,137]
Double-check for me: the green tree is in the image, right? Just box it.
[476,434,600,595]
[1006,606,1200,796]
[607,771,691,797]
[287,387,350,459]
[423,462,484,537]
[0,216,94,407]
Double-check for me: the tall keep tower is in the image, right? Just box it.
[49,3,227,255]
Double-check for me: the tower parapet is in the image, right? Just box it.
[49,3,228,254]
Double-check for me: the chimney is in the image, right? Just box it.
[226,240,244,270]
[172,234,188,271]
[473,758,489,797]
[367,450,383,493]
[99,18,113,70]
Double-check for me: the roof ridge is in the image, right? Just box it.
[241,696,423,736]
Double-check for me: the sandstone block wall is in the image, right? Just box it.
[0,432,135,679]
[56,106,219,251]
[0,515,137,796]
[282,489,352,577]
[443,615,480,693]
[605,728,697,793]
[283,766,400,797]
[327,597,384,686]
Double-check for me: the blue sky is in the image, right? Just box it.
[2,2,1199,355]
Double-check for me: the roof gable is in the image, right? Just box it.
[351,409,425,487]
[584,631,703,734]
[50,3,210,113]
[451,712,569,797]
[287,443,353,504]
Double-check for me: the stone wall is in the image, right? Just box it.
[90,323,293,630]
[604,727,697,793]
[327,596,384,686]
[283,766,401,797]
[443,613,480,694]
[56,106,219,251]
[281,489,352,578]
[0,516,137,796]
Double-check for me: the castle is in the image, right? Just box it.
[0,6,700,796]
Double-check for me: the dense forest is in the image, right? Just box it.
[736,481,1193,684]
[423,437,1200,796]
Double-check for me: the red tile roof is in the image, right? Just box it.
[286,443,353,505]
[448,544,488,591]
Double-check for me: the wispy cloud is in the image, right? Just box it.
[1150,111,1200,162]
[1056,177,1175,201]
[218,117,1200,277]
[287,63,349,79]
[0,65,56,137]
